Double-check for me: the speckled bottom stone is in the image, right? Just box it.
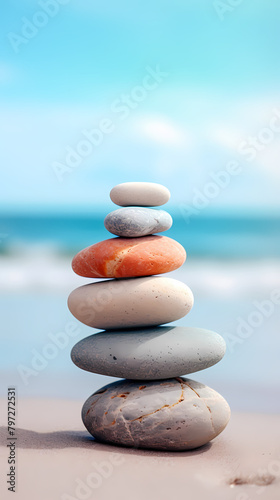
[82,378,231,451]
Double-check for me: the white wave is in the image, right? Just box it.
[0,252,279,298]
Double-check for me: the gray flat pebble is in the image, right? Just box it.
[71,327,226,379]
[104,207,172,237]
[82,377,231,450]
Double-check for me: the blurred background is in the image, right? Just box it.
[1,0,280,412]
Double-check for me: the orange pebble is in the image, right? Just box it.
[72,235,186,278]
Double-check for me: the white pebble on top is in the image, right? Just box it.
[110,182,171,207]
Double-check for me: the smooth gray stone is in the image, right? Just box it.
[71,327,226,379]
[104,207,173,237]
[82,378,231,451]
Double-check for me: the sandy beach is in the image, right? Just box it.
[1,243,280,498]
[0,399,279,500]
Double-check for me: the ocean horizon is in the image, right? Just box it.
[1,212,280,259]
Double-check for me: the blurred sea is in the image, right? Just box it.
[1,213,280,412]
[1,212,280,258]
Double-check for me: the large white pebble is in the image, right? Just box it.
[68,277,193,329]
[110,182,170,207]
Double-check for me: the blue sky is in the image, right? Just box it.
[1,0,280,213]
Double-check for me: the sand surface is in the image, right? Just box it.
[0,399,279,500]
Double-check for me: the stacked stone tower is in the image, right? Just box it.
[68,182,230,450]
